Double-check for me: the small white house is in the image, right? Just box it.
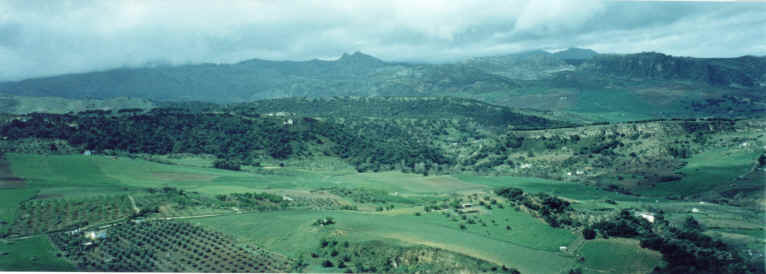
[691,208,700,213]
[638,212,655,223]
[559,246,568,252]
[84,230,107,240]
[83,150,92,156]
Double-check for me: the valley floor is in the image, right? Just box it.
[0,152,763,273]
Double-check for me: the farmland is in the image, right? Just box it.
[0,98,763,274]
[0,6,764,271]
[1,145,762,273]
[48,221,294,272]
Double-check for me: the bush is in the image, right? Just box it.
[592,210,651,238]
[213,159,241,171]
[683,216,703,231]
[640,227,749,274]
[495,187,524,201]
[313,217,336,226]
[582,227,596,240]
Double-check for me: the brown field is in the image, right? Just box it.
[0,159,26,189]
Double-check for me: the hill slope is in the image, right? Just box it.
[463,50,574,80]
[0,52,518,103]
[221,97,571,129]
[580,52,766,88]
[2,50,764,122]
[0,94,155,114]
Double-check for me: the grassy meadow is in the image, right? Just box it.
[1,152,762,273]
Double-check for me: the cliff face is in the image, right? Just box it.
[581,52,766,88]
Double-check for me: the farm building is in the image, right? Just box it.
[637,212,655,223]
[457,203,479,214]
[85,230,107,240]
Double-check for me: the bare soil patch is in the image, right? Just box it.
[0,159,26,189]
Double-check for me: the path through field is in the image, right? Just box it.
[127,195,140,214]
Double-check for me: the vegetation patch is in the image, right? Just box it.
[49,221,293,272]
[9,195,135,237]
[579,238,663,274]
[307,238,519,273]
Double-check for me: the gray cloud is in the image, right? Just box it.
[0,0,764,81]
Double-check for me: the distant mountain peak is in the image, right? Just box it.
[337,51,384,65]
[552,48,598,60]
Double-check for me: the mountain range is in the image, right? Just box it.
[0,48,764,122]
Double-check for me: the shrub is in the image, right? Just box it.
[582,227,596,240]
[683,216,703,231]
[313,217,336,226]
[213,159,241,171]
[495,187,524,201]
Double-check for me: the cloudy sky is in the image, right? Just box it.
[1,0,765,81]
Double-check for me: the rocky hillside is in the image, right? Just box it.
[463,50,574,80]
[581,52,766,88]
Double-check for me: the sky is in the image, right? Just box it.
[1,0,765,81]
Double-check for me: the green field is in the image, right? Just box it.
[638,148,761,197]
[0,152,760,273]
[0,236,75,271]
[579,238,663,274]
[0,154,582,272]
[189,209,577,274]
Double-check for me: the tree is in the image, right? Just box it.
[683,216,703,231]
[582,227,596,240]
[213,159,241,171]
